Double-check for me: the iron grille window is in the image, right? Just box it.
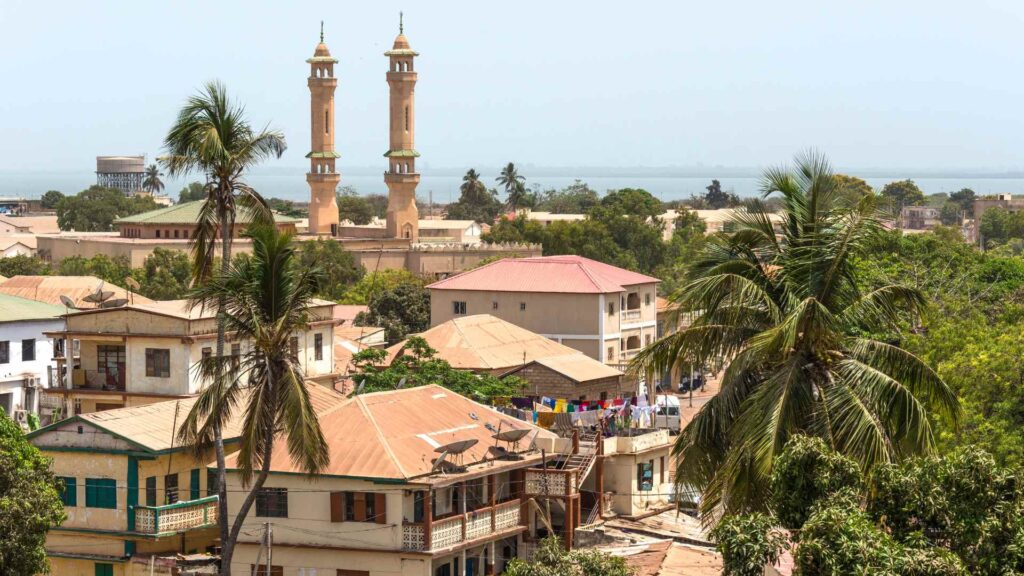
[0,341,8,364]
[21,339,35,361]
[255,487,288,518]
[145,348,170,378]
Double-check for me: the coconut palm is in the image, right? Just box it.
[631,151,960,522]
[497,162,527,211]
[142,164,164,194]
[161,80,285,574]
[178,225,328,573]
[461,168,487,202]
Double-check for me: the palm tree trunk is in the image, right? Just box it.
[215,208,233,575]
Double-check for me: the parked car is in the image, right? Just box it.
[678,372,705,392]
[656,394,681,433]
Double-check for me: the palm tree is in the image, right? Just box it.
[461,168,487,203]
[631,151,960,522]
[497,162,527,211]
[161,80,285,574]
[142,164,164,194]
[178,225,328,572]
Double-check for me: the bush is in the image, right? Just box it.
[712,512,787,576]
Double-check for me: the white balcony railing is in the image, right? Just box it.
[621,309,642,322]
[134,496,218,535]
[524,469,578,496]
[402,499,522,552]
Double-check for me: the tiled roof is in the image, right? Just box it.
[0,292,65,323]
[387,314,583,371]
[427,255,659,294]
[230,385,554,481]
[0,275,154,308]
[114,200,299,225]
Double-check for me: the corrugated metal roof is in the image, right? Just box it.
[114,200,299,225]
[236,385,555,481]
[427,255,659,294]
[0,215,60,234]
[388,314,584,371]
[0,292,65,322]
[527,354,622,383]
[0,275,155,308]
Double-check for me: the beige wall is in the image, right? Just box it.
[38,236,256,267]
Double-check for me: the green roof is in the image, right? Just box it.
[0,293,65,323]
[114,201,300,226]
[305,151,341,159]
[383,149,421,158]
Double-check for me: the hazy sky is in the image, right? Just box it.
[2,0,1024,174]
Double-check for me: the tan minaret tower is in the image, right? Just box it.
[384,13,420,241]
[306,23,341,236]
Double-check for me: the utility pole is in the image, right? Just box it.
[265,522,273,575]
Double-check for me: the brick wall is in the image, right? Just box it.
[512,364,625,401]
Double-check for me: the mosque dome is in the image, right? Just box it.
[314,42,331,57]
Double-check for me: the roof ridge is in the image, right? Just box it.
[573,259,609,292]
[426,256,510,288]
[356,394,410,479]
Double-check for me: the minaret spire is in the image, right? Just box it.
[320,20,324,43]
[399,11,404,34]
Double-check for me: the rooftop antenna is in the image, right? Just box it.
[124,277,140,305]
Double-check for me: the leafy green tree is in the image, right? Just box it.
[632,152,960,520]
[979,207,1024,246]
[0,409,66,575]
[162,80,285,575]
[481,215,547,245]
[588,188,666,273]
[497,162,529,211]
[178,181,206,203]
[266,197,306,219]
[132,248,192,300]
[0,254,50,277]
[39,190,64,209]
[655,208,707,295]
[355,280,430,343]
[939,201,963,225]
[177,226,327,575]
[711,513,787,576]
[502,536,633,576]
[534,180,600,214]
[339,269,425,305]
[832,174,874,207]
[297,239,364,300]
[55,186,159,231]
[142,164,164,194]
[770,436,861,530]
[350,337,525,401]
[56,254,132,285]
[446,169,503,223]
[949,188,976,216]
[704,179,740,209]
[881,179,925,213]
[337,186,376,225]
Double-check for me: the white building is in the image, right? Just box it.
[0,293,63,421]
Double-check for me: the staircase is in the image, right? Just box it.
[560,429,600,489]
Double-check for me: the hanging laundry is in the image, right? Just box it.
[511,397,533,409]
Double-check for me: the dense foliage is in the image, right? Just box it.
[354,279,430,343]
[55,185,159,231]
[337,186,379,224]
[532,180,600,213]
[711,513,787,576]
[296,239,364,300]
[502,536,633,576]
[0,410,65,575]
[349,337,525,402]
[446,169,504,223]
[40,190,64,209]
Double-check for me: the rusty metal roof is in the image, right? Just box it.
[0,275,154,308]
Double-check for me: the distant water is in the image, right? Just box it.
[5,167,1024,203]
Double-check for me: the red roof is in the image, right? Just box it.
[427,255,659,294]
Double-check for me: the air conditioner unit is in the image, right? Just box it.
[23,376,39,388]
[13,410,27,424]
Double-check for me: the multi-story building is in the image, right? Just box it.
[427,256,660,366]
[0,293,63,420]
[41,298,338,418]
[222,384,596,576]
[28,384,347,576]
[900,205,942,230]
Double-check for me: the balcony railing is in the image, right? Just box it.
[524,468,578,496]
[621,309,642,322]
[73,368,126,391]
[402,499,522,552]
[134,496,218,535]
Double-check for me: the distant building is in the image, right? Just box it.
[0,197,29,215]
[96,155,146,196]
[427,256,660,366]
[900,205,942,231]
[0,275,153,308]
[0,293,63,419]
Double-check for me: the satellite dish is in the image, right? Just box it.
[99,298,129,309]
[83,290,115,304]
[484,423,497,433]
[395,377,407,389]
[469,412,479,421]
[356,380,365,394]
[125,277,140,290]
[431,451,450,474]
[435,438,478,454]
[493,429,531,443]
[59,295,77,310]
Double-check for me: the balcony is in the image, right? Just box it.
[621,309,642,322]
[134,496,218,535]
[402,499,522,552]
[524,468,578,497]
[73,368,126,391]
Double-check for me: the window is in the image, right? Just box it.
[183,229,189,239]
[250,566,283,576]
[519,302,526,311]
[190,468,201,500]
[607,347,615,361]
[174,229,180,239]
[85,478,117,509]
[0,341,8,364]
[452,301,467,315]
[95,563,114,576]
[492,301,498,310]
[146,476,156,506]
[156,230,161,238]
[231,343,241,370]
[165,473,179,504]
[207,469,219,497]
[645,293,652,306]
[645,335,653,346]
[607,302,614,315]
[325,109,330,133]
[413,491,425,522]
[404,106,409,131]
[59,476,77,506]
[22,339,35,361]
[314,333,323,361]
[255,487,288,518]
[145,348,170,378]
[332,491,386,523]
[202,347,212,360]
[659,456,665,484]
[289,337,299,359]
[637,460,654,492]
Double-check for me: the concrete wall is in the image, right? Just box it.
[38,236,256,267]
[431,291,601,339]
[0,318,60,413]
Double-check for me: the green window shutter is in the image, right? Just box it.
[60,477,77,506]
[146,477,157,506]
[95,562,114,576]
[190,468,200,500]
[85,478,117,509]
